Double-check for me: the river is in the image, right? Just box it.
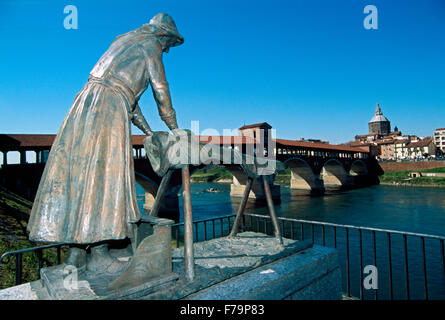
[137,183,445,237]
[136,183,445,299]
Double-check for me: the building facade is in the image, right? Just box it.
[406,138,436,159]
[434,128,445,154]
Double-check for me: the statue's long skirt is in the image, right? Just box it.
[27,81,140,244]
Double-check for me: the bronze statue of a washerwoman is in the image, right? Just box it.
[27,13,184,273]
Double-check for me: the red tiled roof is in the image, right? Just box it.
[406,137,433,148]
[275,139,366,153]
[198,135,256,145]
[1,134,369,154]
[238,122,271,130]
[0,134,56,149]
[435,128,445,131]
[0,134,257,150]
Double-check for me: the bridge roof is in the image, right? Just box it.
[198,135,256,145]
[0,134,56,150]
[1,134,368,154]
[275,139,367,153]
[0,134,258,151]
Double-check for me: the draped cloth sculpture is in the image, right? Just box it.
[27,13,184,271]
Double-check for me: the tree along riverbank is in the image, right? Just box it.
[190,165,445,188]
[190,166,292,184]
[379,167,445,188]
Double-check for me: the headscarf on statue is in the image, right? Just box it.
[143,129,285,178]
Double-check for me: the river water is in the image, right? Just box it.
[138,183,445,236]
[136,183,445,299]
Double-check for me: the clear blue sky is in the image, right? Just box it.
[1,0,444,144]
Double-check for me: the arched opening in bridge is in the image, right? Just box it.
[26,151,36,164]
[350,160,368,176]
[322,159,349,188]
[6,151,20,164]
[285,158,320,192]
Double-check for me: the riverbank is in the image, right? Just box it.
[190,166,233,183]
[0,186,67,289]
[191,166,292,185]
[379,167,445,188]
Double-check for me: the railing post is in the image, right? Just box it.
[387,233,393,300]
[359,229,363,300]
[345,228,350,297]
[15,253,22,285]
[37,249,43,277]
[403,234,410,300]
[441,239,445,284]
[57,246,62,265]
[421,237,428,300]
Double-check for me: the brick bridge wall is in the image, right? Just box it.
[380,160,445,172]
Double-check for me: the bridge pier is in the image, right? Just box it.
[286,160,325,195]
[321,159,355,191]
[322,174,355,191]
[229,168,280,201]
[290,175,325,195]
[143,186,180,221]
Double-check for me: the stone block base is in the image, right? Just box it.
[0,232,341,300]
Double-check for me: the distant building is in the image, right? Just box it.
[238,122,272,143]
[354,103,401,144]
[434,128,445,154]
[238,122,272,156]
[368,103,391,136]
[406,137,436,159]
[298,138,329,144]
[348,103,430,160]
[377,139,398,160]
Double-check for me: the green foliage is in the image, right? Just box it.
[421,167,445,173]
[380,168,445,186]
[0,186,68,289]
[274,168,291,184]
[191,166,233,182]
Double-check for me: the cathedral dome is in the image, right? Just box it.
[368,103,391,136]
[369,103,389,123]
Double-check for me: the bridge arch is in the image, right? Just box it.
[284,157,322,192]
[350,160,368,176]
[322,158,350,188]
[133,164,180,219]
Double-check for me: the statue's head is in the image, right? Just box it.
[149,13,184,52]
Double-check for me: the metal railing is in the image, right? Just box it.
[2,213,445,299]
[0,243,65,286]
[171,213,445,300]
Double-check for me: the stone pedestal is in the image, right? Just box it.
[0,232,342,300]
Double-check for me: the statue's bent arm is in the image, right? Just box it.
[147,53,179,130]
[130,103,153,136]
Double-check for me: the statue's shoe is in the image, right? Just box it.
[86,245,127,275]
[64,247,87,272]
